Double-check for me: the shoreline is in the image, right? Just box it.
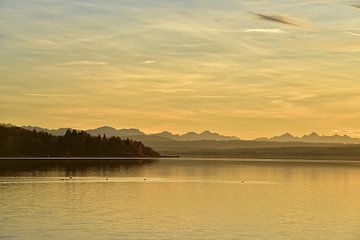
[0,156,359,164]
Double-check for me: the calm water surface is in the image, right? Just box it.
[0,158,360,240]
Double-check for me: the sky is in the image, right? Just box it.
[1,0,360,139]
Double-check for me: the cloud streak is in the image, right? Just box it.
[244,28,285,33]
[352,4,360,10]
[252,13,300,26]
[345,31,360,37]
[62,61,107,66]
[142,60,156,64]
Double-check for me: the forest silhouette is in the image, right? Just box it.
[0,126,160,157]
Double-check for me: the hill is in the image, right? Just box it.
[0,125,160,157]
[160,145,360,160]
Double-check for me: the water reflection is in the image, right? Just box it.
[0,158,158,177]
[1,158,359,184]
[1,158,360,240]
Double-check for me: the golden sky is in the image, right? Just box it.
[1,0,360,139]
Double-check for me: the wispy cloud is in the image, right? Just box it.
[345,31,360,37]
[23,93,77,97]
[142,60,156,64]
[330,129,360,138]
[34,38,59,46]
[252,13,300,26]
[352,4,360,10]
[62,60,107,66]
[244,28,285,33]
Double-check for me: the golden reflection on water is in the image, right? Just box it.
[0,159,360,240]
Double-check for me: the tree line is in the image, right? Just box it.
[0,125,160,157]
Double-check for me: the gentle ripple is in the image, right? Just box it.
[0,158,360,240]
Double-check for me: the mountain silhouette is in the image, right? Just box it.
[21,126,239,141]
[150,130,239,141]
[4,124,360,159]
[255,132,360,144]
[22,126,71,136]
[10,124,360,144]
[86,126,145,137]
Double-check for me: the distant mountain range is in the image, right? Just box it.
[20,125,240,141]
[255,132,360,144]
[4,124,360,160]
[3,124,360,144]
[150,130,240,141]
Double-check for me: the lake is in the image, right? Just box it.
[0,158,360,240]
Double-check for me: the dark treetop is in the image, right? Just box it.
[0,125,160,157]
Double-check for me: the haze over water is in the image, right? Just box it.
[1,158,360,240]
